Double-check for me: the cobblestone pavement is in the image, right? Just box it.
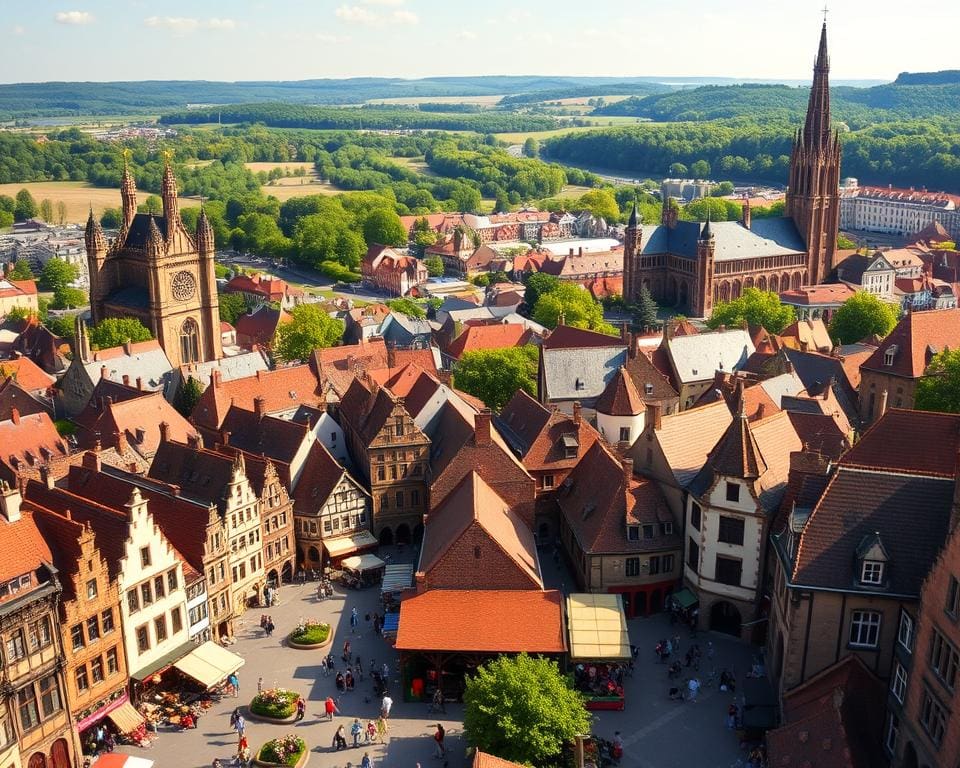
[110,545,762,768]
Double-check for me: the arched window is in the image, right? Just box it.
[179,318,200,364]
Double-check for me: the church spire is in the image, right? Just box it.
[803,21,832,153]
[160,151,181,232]
[120,152,137,230]
[84,206,106,256]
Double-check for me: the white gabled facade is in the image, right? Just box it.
[223,454,265,617]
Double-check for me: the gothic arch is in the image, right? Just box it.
[732,280,742,300]
[768,274,779,293]
[756,275,767,291]
[718,282,731,302]
[28,754,46,768]
[179,317,201,365]
[744,276,755,290]
[654,278,664,301]
[792,272,803,291]
[50,739,71,768]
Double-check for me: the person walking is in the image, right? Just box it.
[333,724,347,751]
[361,753,372,768]
[233,712,245,736]
[320,657,328,677]
[687,677,701,703]
[433,723,446,759]
[356,657,364,681]
[381,662,390,681]
[324,696,339,721]
[430,688,445,714]
[366,720,376,743]
[265,617,275,637]
[375,716,388,744]
[228,672,240,698]
[343,640,352,663]
[351,718,363,748]
[381,693,393,719]
[295,697,306,722]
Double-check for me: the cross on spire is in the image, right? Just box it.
[821,4,828,22]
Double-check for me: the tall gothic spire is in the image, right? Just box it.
[803,21,832,153]
[84,207,106,255]
[161,154,180,231]
[120,154,137,230]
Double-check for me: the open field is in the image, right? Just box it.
[554,184,593,200]
[389,156,436,175]
[366,95,505,106]
[0,181,192,224]
[494,116,650,144]
[261,179,344,200]
[244,161,316,174]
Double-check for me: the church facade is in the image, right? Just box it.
[85,162,222,367]
[624,23,841,318]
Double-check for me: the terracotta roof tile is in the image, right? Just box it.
[542,325,624,350]
[290,441,352,516]
[395,589,566,653]
[840,409,960,477]
[473,753,527,768]
[0,506,53,589]
[315,338,389,397]
[786,412,851,459]
[0,411,69,480]
[595,367,645,416]
[860,308,960,379]
[779,283,856,306]
[446,324,531,360]
[234,305,291,347]
[625,349,678,402]
[647,400,733,487]
[75,391,198,458]
[0,357,55,392]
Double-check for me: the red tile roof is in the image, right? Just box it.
[860,308,960,379]
[542,325,624,350]
[235,305,291,347]
[779,284,856,306]
[474,753,527,768]
[225,273,302,302]
[840,408,960,477]
[0,506,53,590]
[0,411,68,478]
[76,391,197,458]
[395,589,566,653]
[786,412,851,459]
[446,324,531,360]
[0,357,55,392]
[595,367,645,416]
[314,338,389,397]
[291,440,352,516]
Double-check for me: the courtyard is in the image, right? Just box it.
[112,546,760,768]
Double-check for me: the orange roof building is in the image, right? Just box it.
[445,323,532,360]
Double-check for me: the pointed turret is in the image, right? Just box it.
[84,207,106,255]
[700,216,714,241]
[146,216,164,258]
[628,199,639,228]
[596,367,645,417]
[120,157,137,230]
[161,159,181,232]
[708,402,767,480]
[196,206,215,256]
[804,22,832,153]
[75,315,90,361]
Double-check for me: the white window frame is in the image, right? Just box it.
[898,611,914,653]
[849,610,882,648]
[885,713,899,755]
[861,560,884,585]
[891,662,907,704]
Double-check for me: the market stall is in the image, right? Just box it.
[668,588,699,629]
[323,530,379,563]
[381,612,399,644]
[341,553,386,586]
[566,593,632,711]
[172,641,245,691]
[381,563,414,611]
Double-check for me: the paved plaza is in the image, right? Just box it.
[113,546,760,768]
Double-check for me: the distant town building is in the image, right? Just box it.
[661,178,714,202]
[840,182,960,239]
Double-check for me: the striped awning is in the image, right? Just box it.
[106,701,145,734]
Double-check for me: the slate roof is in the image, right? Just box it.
[378,313,433,348]
[218,406,311,467]
[80,340,173,393]
[666,329,755,384]
[640,218,805,262]
[147,440,237,506]
[179,351,271,390]
[122,213,168,249]
[395,589,566,653]
[104,286,150,310]
[541,345,627,401]
[595,367,645,416]
[860,308,960,378]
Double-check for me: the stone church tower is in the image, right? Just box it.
[785,21,841,286]
[86,160,222,367]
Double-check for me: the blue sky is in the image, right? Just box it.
[1,1,955,83]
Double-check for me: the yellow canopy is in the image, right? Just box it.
[324,530,378,558]
[106,701,145,734]
[566,593,631,661]
[172,641,245,689]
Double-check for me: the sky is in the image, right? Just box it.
[1,0,956,84]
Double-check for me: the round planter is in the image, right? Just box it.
[286,629,332,652]
[252,747,309,768]
[245,697,301,725]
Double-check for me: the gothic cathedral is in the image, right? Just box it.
[623,22,841,317]
[85,161,222,367]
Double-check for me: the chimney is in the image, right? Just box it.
[572,401,582,425]
[254,395,267,421]
[114,430,129,455]
[578,247,583,256]
[475,409,493,445]
[650,402,663,431]
[438,370,452,387]
[0,481,22,523]
[122,374,130,387]
[101,365,109,382]
[135,427,146,444]
[10,408,19,426]
[414,569,427,594]
[741,198,752,230]
[220,429,231,446]
[136,377,143,391]
[878,389,889,418]
[159,421,170,443]
[569,248,574,256]
[39,464,54,490]
[621,456,634,484]
[187,433,201,449]
[757,403,766,420]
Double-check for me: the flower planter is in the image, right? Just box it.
[253,735,309,768]
[286,622,332,651]
[246,689,302,724]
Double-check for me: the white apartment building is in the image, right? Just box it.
[839,183,960,239]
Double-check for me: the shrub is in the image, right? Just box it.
[318,261,361,283]
[258,734,307,767]
[249,688,299,719]
[289,620,330,646]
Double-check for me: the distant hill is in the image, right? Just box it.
[894,71,960,86]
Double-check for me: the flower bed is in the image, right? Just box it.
[287,620,330,649]
[249,688,299,720]
[256,734,308,767]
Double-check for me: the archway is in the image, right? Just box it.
[710,601,742,636]
[768,274,779,293]
[50,741,70,768]
[903,742,918,768]
[281,561,293,584]
[379,527,394,546]
[744,276,755,290]
[179,317,201,365]
[396,524,411,545]
[635,591,647,617]
[782,273,792,291]
[28,754,46,768]
[791,272,802,291]
[267,569,279,588]
[678,282,689,310]
[756,275,767,291]
[667,277,678,306]
[732,280,742,299]
[718,281,730,302]
[307,546,320,564]
[641,278,650,293]
[296,546,305,569]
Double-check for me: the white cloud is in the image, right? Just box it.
[55,11,93,25]
[392,9,418,24]
[144,16,237,33]
[12,25,26,36]
[334,5,380,24]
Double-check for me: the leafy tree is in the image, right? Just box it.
[711,181,735,196]
[56,201,67,225]
[174,375,204,418]
[7,260,34,281]
[88,317,152,348]
[218,292,249,325]
[424,256,444,277]
[575,189,620,222]
[14,189,37,221]
[829,292,899,344]
[273,303,345,363]
[493,191,512,213]
[362,208,407,247]
[917,349,960,414]
[532,281,614,333]
[463,653,590,767]
[0,211,12,230]
[100,207,122,229]
[386,298,426,319]
[690,159,712,177]
[454,346,539,411]
[46,314,75,340]
[39,199,54,223]
[50,286,87,310]
[668,162,688,176]
[139,195,163,215]
[5,306,30,323]
[837,233,858,249]
[631,286,659,330]
[214,264,231,279]
[522,137,540,158]
[523,273,560,310]
[0,195,13,215]
[39,258,79,293]
[707,288,795,334]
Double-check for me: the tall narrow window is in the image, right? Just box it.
[179,318,201,365]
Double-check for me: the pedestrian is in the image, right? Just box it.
[266,617,275,637]
[320,657,328,677]
[351,717,363,748]
[361,752,372,768]
[236,746,251,768]
[687,677,700,703]
[366,720,376,743]
[726,702,737,730]
[343,640,352,663]
[296,696,306,722]
[376,716,388,743]
[672,634,681,653]
[257,676,263,694]
[431,688,445,714]
[324,696,339,721]
[433,723,445,759]
[381,662,389,680]
[707,640,715,661]
[228,672,240,697]
[345,669,354,691]
[335,671,345,692]
[233,712,245,736]
[327,653,336,672]
[238,735,248,754]
[373,614,381,635]
[333,724,347,751]
[381,693,393,719]
[230,708,240,730]
[356,657,364,681]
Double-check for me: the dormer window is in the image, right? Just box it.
[884,345,897,366]
[861,561,884,585]
[645,383,654,396]
[628,526,639,541]
[562,434,579,459]
[856,531,889,588]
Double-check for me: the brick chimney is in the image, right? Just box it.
[220,429,231,446]
[10,408,19,426]
[159,421,169,443]
[114,430,129,456]
[83,450,101,472]
[136,377,143,391]
[254,396,267,421]
[39,464,54,490]
[475,409,492,445]
[621,456,634,484]
[122,374,130,386]
[649,402,663,431]
[187,433,201,449]
[437,370,452,387]
[572,401,582,425]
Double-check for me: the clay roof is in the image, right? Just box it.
[473,753,527,768]
[648,400,732,487]
[780,318,833,353]
[779,283,856,305]
[558,441,677,555]
[0,357,55,392]
[420,472,541,588]
[75,391,198,458]
[226,273,300,301]
[0,377,49,421]
[786,412,851,459]
[694,374,780,422]
[446,324,531,360]
[542,325,624,350]
[860,308,960,379]
[841,409,960,477]
[30,506,88,601]
[624,350,678,402]
[395,589,566,653]
[234,305,291,347]
[0,411,69,477]
[291,440,356,516]
[389,347,440,377]
[192,364,322,429]
[912,219,953,244]
[314,338,389,397]
[0,506,53,591]
[595,367,645,416]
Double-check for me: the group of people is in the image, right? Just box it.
[82,724,116,757]
[572,662,628,699]
[259,614,276,637]
[263,584,279,608]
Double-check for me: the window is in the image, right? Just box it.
[90,657,104,685]
[171,607,183,635]
[625,557,640,577]
[395,419,404,437]
[891,662,907,703]
[690,503,701,531]
[543,475,555,489]
[884,348,895,366]
[642,524,654,539]
[619,427,631,442]
[27,617,51,651]
[395,491,404,508]
[179,318,201,365]
[71,624,85,651]
[127,589,139,614]
[39,674,62,717]
[898,611,914,653]
[849,611,882,648]
[715,555,743,586]
[473,546,482,559]
[86,579,97,600]
[947,576,960,617]
[106,647,118,676]
[6,629,25,661]
[75,666,89,692]
[930,629,959,690]
[85,616,99,643]
[17,684,39,730]
[861,561,884,585]
[920,689,947,746]
[140,547,151,568]
[628,526,639,541]
[687,538,699,570]
[136,626,150,654]
[663,554,675,573]
[718,516,745,546]
[376,466,385,481]
[167,569,178,593]
[885,714,900,755]
[154,575,165,600]
[649,556,660,575]
[411,490,420,506]
[661,522,674,536]
[725,482,740,503]
[140,582,153,607]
